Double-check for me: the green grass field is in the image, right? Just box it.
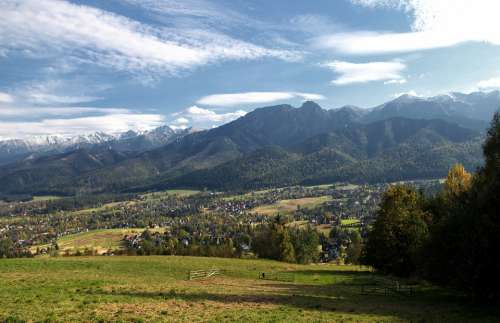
[0,256,496,322]
[341,218,361,226]
[31,195,63,202]
[141,189,201,200]
[251,196,332,216]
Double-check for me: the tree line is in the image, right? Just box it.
[363,112,500,301]
[123,215,321,264]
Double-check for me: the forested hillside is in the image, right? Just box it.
[0,99,488,195]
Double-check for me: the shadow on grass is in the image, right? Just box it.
[84,278,500,322]
[285,269,378,284]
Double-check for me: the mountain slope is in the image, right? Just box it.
[0,148,132,195]
[0,99,486,195]
[166,118,481,190]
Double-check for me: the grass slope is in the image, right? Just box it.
[0,256,496,322]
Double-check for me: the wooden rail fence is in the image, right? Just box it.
[188,268,222,280]
[360,277,414,297]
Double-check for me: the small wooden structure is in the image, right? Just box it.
[188,268,222,280]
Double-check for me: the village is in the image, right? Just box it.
[0,179,442,261]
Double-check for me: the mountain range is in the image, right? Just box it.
[0,126,192,166]
[0,91,498,196]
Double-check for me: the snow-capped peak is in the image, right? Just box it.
[0,125,183,163]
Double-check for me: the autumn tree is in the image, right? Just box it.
[443,163,472,198]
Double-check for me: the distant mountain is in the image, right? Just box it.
[0,91,495,196]
[165,118,482,190]
[0,132,115,165]
[361,91,500,130]
[0,125,190,165]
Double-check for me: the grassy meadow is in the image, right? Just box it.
[251,196,332,216]
[0,256,497,322]
[30,228,165,255]
[141,190,202,200]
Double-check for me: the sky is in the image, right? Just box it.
[1,0,500,138]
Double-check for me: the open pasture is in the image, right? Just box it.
[0,256,496,322]
[31,228,164,255]
[251,196,332,216]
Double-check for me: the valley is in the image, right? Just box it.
[1,180,439,259]
[3,1,500,321]
[0,93,498,322]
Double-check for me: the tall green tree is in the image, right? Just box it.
[290,225,320,264]
[363,185,430,276]
[346,230,362,265]
[278,227,296,263]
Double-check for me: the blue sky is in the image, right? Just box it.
[1,0,500,138]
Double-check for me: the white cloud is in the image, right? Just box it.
[315,31,464,55]
[477,77,500,90]
[0,92,14,103]
[121,0,245,27]
[0,113,165,139]
[23,93,100,105]
[173,117,190,125]
[15,80,102,105]
[171,105,246,129]
[317,0,500,55]
[197,91,325,107]
[169,117,191,130]
[0,88,161,137]
[323,60,406,85]
[384,79,407,85]
[0,106,129,118]
[0,0,298,75]
[185,106,246,122]
[294,92,326,101]
[391,90,419,98]
[290,14,340,35]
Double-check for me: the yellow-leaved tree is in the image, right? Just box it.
[443,163,472,198]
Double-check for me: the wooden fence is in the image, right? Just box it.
[188,268,222,280]
[360,277,414,297]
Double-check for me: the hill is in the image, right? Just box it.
[0,256,497,322]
